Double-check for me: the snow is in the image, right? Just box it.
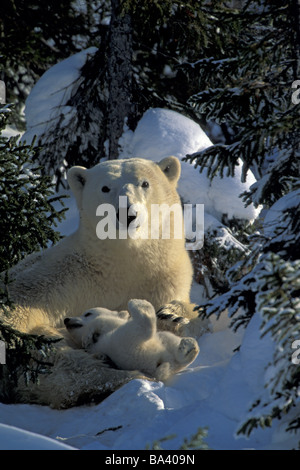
[0,303,297,450]
[0,60,297,449]
[0,424,75,450]
[119,108,260,224]
[1,125,22,140]
[21,47,98,146]
[264,189,300,238]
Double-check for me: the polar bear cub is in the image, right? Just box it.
[64,299,199,381]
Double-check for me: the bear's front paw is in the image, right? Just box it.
[156,301,211,338]
[156,301,189,334]
[177,338,199,364]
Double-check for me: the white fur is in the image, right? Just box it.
[1,157,200,407]
[5,157,193,334]
[65,300,199,381]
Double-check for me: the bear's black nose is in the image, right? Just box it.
[116,208,137,228]
[64,318,83,329]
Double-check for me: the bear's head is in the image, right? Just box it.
[64,307,126,349]
[67,157,182,241]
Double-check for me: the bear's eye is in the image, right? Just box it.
[141,181,149,188]
[84,311,93,318]
[102,186,110,193]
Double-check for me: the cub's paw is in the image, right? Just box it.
[118,310,130,320]
[177,337,199,364]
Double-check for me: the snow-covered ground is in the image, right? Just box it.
[1,50,298,450]
[0,301,297,450]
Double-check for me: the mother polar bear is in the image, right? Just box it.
[2,156,205,408]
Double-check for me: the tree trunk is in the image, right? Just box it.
[107,0,133,160]
[292,0,300,79]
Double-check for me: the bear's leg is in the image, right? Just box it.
[154,362,173,382]
[127,299,157,340]
[156,300,211,338]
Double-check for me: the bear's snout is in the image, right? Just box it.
[116,207,137,229]
[64,317,83,329]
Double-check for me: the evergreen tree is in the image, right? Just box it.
[18,1,240,175]
[0,107,66,276]
[237,250,300,439]
[0,0,107,128]
[185,0,300,441]
[0,106,66,402]
[184,0,300,195]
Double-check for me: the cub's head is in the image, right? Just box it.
[64,307,126,349]
[67,157,181,239]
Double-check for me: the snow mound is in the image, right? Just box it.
[22,47,98,146]
[120,108,260,223]
[0,423,75,450]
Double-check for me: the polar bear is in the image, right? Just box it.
[64,299,199,381]
[66,301,199,380]
[1,156,206,408]
[5,156,195,334]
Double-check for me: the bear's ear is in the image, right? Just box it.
[157,156,181,185]
[67,166,87,208]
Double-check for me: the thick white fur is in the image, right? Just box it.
[5,157,193,334]
[1,157,202,408]
[65,300,199,381]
